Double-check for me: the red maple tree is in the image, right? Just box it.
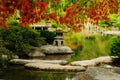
[0,0,48,27]
[0,0,119,31]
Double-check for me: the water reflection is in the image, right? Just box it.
[0,66,76,80]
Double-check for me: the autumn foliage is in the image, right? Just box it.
[87,0,119,24]
[0,0,120,31]
[0,0,48,27]
[58,3,83,31]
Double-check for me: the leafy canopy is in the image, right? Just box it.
[0,0,120,31]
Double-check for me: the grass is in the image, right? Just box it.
[67,34,115,62]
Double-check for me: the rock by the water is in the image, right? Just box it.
[9,59,68,65]
[71,60,96,67]
[28,48,45,57]
[27,45,73,59]
[25,62,85,72]
[103,64,113,69]
[40,45,73,54]
[71,56,113,67]
[10,59,85,72]
[92,56,112,64]
[76,67,120,80]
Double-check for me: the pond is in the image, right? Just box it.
[0,66,77,80]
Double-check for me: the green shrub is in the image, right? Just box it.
[40,30,56,44]
[0,38,14,66]
[0,45,14,59]
[110,36,120,58]
[0,22,45,58]
[52,23,58,28]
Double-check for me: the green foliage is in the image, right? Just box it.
[64,32,83,50]
[68,34,112,61]
[47,0,77,17]
[99,14,120,29]
[0,45,14,59]
[114,22,120,29]
[40,30,56,44]
[0,38,14,66]
[52,23,58,28]
[0,22,45,58]
[99,19,109,27]
[110,36,120,58]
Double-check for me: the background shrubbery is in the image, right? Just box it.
[65,33,113,62]
[0,21,119,62]
[64,32,83,50]
[0,22,45,58]
[40,30,56,44]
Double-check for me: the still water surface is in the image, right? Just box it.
[0,66,76,80]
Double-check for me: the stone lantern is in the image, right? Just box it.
[28,28,74,60]
[53,29,64,46]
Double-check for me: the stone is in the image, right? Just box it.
[1,54,8,60]
[12,55,19,59]
[40,45,73,54]
[27,45,73,59]
[9,59,30,65]
[76,67,120,80]
[9,59,85,72]
[25,62,85,72]
[9,59,68,65]
[103,64,113,69]
[92,56,112,64]
[71,56,113,67]
[113,67,120,74]
[71,60,96,67]
[28,48,45,57]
